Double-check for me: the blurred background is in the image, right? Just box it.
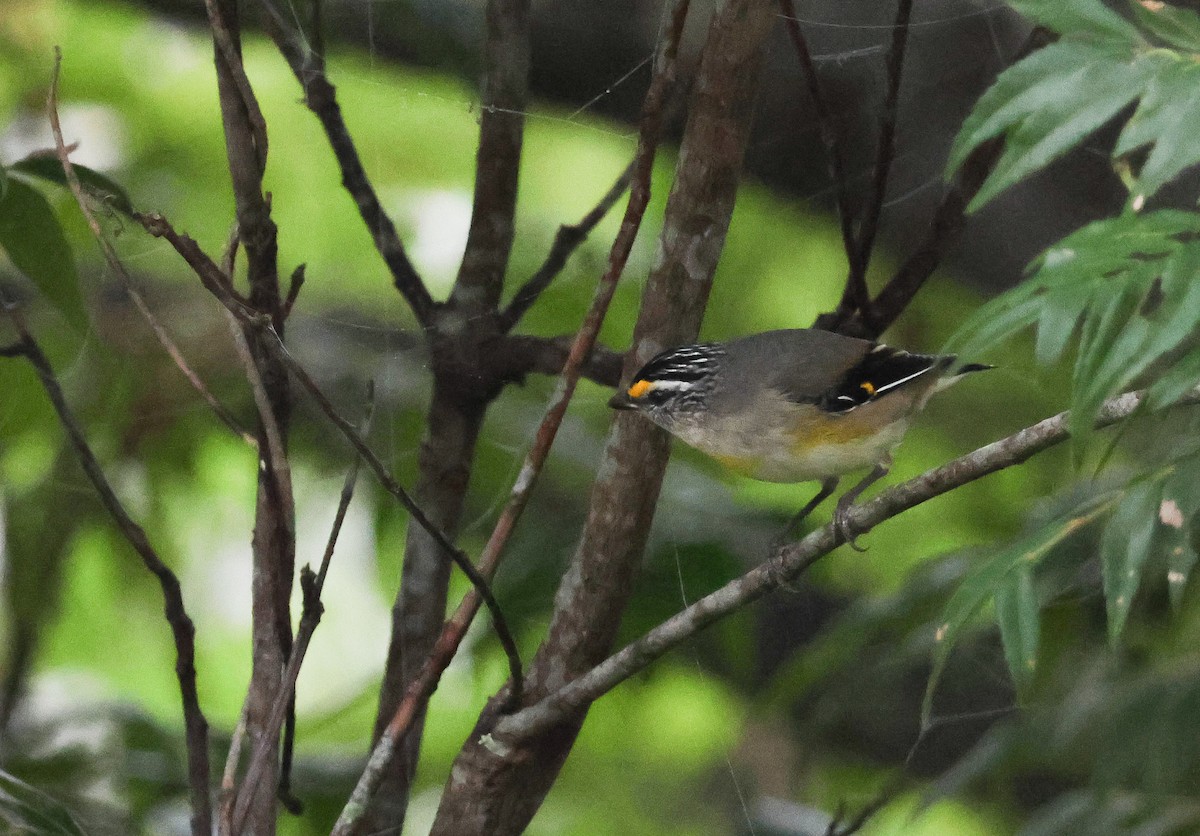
[3,1,1187,834]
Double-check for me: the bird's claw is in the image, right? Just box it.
[833,498,867,552]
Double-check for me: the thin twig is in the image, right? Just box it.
[493,387,1192,742]
[255,0,436,326]
[231,387,374,832]
[839,0,914,318]
[327,3,692,833]
[824,773,906,836]
[778,1,857,282]
[45,49,254,447]
[132,208,522,697]
[500,159,635,332]
[0,305,213,836]
[861,27,1054,338]
[219,699,250,835]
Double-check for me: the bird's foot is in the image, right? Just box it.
[833,496,867,552]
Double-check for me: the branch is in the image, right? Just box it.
[428,0,773,830]
[496,334,624,388]
[860,135,1003,337]
[861,27,1054,338]
[449,0,531,314]
[45,49,255,448]
[778,1,857,283]
[132,211,523,699]
[499,160,635,332]
[493,387,1182,741]
[330,3,693,832]
[255,0,436,326]
[840,0,913,316]
[0,306,212,836]
[231,388,373,832]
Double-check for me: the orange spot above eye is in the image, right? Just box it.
[860,381,876,396]
[627,379,652,398]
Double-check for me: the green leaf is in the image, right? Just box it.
[1034,284,1090,366]
[948,40,1122,175]
[0,163,7,202]
[1148,346,1200,409]
[994,564,1040,696]
[948,213,1200,456]
[1101,479,1162,643]
[968,52,1161,211]
[11,155,133,216]
[1115,59,1200,203]
[0,180,87,331]
[0,769,87,836]
[1009,0,1142,43]
[923,494,1117,726]
[1129,0,1200,51]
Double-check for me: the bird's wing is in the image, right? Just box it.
[819,344,953,413]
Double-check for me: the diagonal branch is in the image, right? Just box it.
[46,50,255,448]
[494,387,1185,742]
[778,1,857,280]
[861,135,1003,337]
[841,0,914,316]
[499,159,635,332]
[329,3,693,832]
[231,388,373,832]
[0,306,212,836]
[861,27,1054,338]
[255,0,436,326]
[131,210,523,698]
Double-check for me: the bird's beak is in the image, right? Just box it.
[608,390,637,410]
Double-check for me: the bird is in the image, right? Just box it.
[607,328,990,548]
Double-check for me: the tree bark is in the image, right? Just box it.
[365,382,487,829]
[429,1,775,832]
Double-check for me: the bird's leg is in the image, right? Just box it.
[834,459,890,552]
[786,477,839,535]
[771,478,841,589]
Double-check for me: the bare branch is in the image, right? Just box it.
[428,0,773,830]
[255,0,437,326]
[450,0,532,314]
[219,700,249,834]
[231,388,373,832]
[44,52,214,835]
[45,50,255,448]
[330,3,693,832]
[494,387,1185,741]
[841,0,914,315]
[0,305,212,836]
[132,210,523,700]
[861,27,1054,338]
[497,334,624,388]
[202,0,268,173]
[861,135,1003,337]
[499,159,635,332]
[778,1,857,281]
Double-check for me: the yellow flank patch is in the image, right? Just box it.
[860,381,876,396]
[714,453,759,475]
[790,412,874,448]
[628,379,652,398]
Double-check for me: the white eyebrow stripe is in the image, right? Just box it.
[649,379,692,391]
